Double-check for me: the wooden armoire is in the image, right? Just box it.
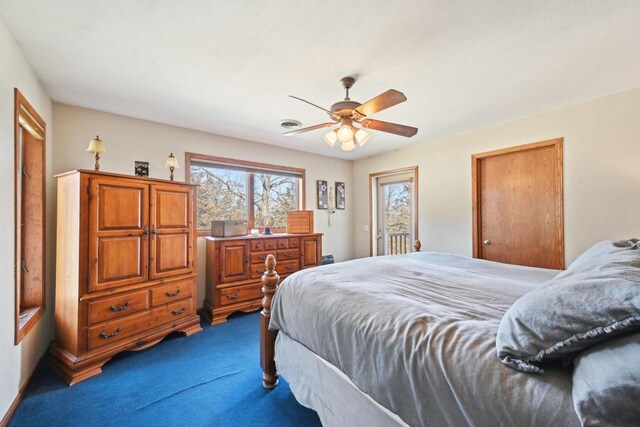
[50,170,201,385]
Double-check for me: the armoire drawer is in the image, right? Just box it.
[88,299,193,351]
[88,289,149,325]
[218,284,263,306]
[151,279,193,306]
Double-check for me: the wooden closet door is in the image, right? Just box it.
[89,178,149,292]
[149,184,194,279]
[472,139,564,269]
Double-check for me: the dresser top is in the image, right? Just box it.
[205,232,322,242]
[54,169,197,186]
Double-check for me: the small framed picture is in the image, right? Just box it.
[135,161,149,177]
[335,182,345,209]
[317,180,328,209]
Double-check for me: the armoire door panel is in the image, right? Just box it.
[97,185,145,230]
[155,190,189,228]
[97,236,143,282]
[154,233,189,273]
[149,184,194,279]
[89,178,149,292]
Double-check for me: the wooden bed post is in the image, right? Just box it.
[260,254,280,389]
[414,240,421,252]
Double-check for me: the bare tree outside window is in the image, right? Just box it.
[384,183,411,254]
[254,173,298,228]
[190,166,248,229]
[188,159,303,232]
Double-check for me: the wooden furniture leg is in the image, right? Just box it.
[260,254,280,389]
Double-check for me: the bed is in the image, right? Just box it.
[258,242,580,426]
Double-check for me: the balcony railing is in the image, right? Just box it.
[388,232,410,255]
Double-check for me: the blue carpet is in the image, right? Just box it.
[9,312,321,427]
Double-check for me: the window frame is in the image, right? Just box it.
[185,153,306,236]
[14,88,47,344]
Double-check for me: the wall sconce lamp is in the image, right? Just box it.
[86,135,106,171]
[165,152,179,181]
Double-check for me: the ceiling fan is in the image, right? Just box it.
[284,76,418,152]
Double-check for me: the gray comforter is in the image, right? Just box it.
[269,252,580,427]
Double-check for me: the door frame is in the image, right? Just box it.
[368,166,419,257]
[471,138,564,267]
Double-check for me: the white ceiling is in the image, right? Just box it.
[2,0,640,160]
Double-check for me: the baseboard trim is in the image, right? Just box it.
[0,352,46,427]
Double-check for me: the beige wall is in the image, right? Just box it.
[0,20,54,420]
[52,103,354,306]
[353,87,640,263]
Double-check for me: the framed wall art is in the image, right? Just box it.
[335,182,345,209]
[134,161,149,177]
[317,180,328,209]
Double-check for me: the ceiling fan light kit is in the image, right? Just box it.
[284,76,418,151]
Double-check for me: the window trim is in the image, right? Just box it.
[185,153,306,236]
[15,88,46,344]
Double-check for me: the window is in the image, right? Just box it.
[186,153,305,235]
[14,89,46,344]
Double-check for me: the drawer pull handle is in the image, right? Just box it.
[109,301,132,312]
[284,252,293,257]
[225,293,238,301]
[172,306,188,315]
[286,265,294,270]
[165,289,181,297]
[100,327,122,339]
[258,255,266,260]
[256,269,265,274]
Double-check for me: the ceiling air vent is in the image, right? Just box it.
[280,119,302,130]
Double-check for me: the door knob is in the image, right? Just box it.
[482,240,491,246]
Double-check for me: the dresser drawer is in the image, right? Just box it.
[263,239,277,251]
[250,251,270,264]
[277,249,299,261]
[277,238,288,249]
[278,259,300,275]
[288,238,300,248]
[151,279,193,306]
[219,284,262,306]
[88,299,193,351]
[88,289,149,325]
[250,263,267,279]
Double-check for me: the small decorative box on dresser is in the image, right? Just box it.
[50,170,202,385]
[204,233,322,324]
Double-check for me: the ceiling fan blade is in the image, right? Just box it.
[360,119,418,137]
[283,122,336,136]
[355,89,407,117]
[289,95,334,115]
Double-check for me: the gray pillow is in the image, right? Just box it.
[569,239,639,270]
[496,239,640,373]
[572,332,640,426]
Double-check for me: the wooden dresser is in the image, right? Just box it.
[50,170,202,385]
[204,233,322,324]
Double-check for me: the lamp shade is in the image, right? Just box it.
[86,135,106,154]
[165,153,179,168]
[336,124,354,143]
[322,130,337,147]
[340,140,356,151]
[355,129,371,147]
